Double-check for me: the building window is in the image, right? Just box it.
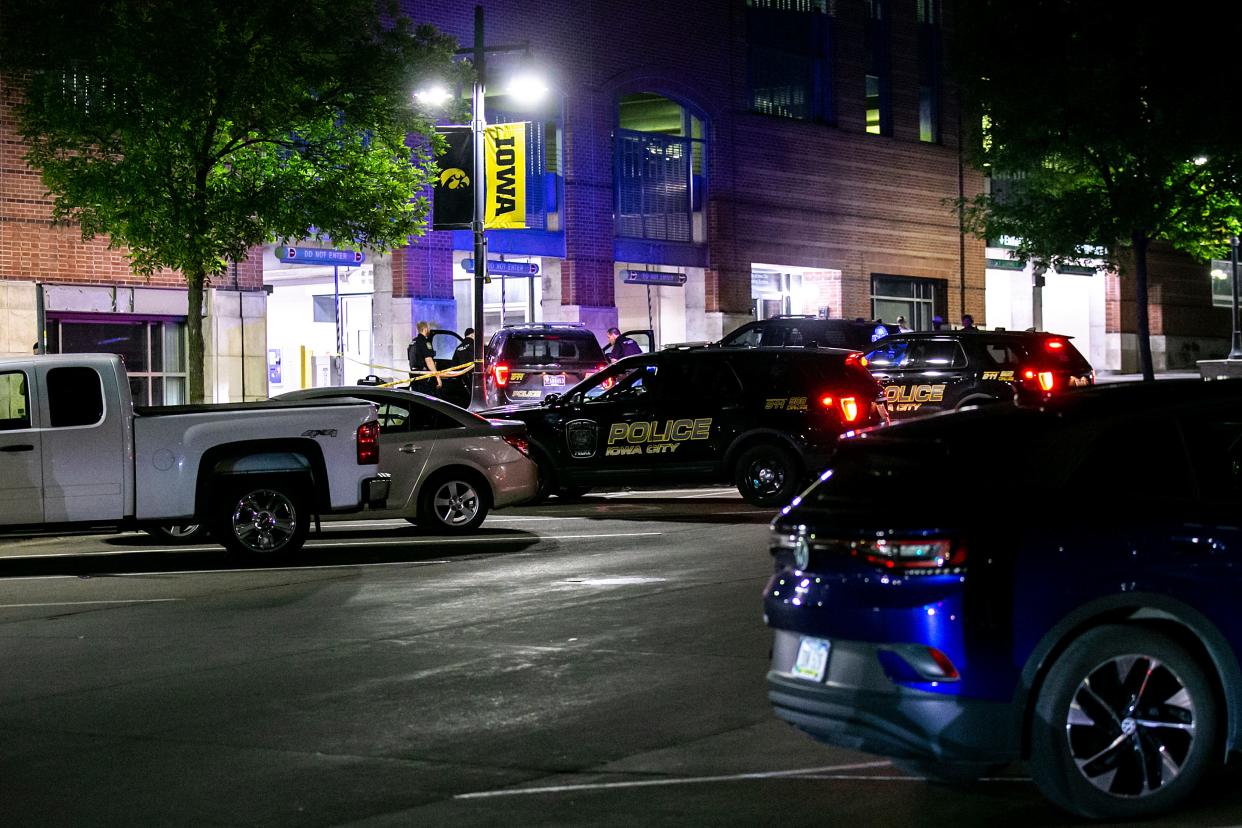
[46,317,187,406]
[746,0,834,122]
[871,274,946,330]
[615,93,707,244]
[864,0,891,136]
[917,0,941,142]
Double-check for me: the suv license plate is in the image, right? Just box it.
[792,637,830,682]
[543,374,566,387]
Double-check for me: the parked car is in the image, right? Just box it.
[764,379,1242,820]
[483,345,885,505]
[155,387,539,538]
[863,329,1094,419]
[719,316,899,351]
[0,354,389,557]
[479,323,651,408]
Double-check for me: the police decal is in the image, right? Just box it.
[605,418,711,457]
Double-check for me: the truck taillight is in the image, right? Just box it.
[820,394,863,423]
[493,363,510,387]
[357,421,380,465]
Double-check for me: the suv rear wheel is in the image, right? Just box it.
[1029,625,1217,820]
[734,443,802,507]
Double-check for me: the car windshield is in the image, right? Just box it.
[559,357,658,402]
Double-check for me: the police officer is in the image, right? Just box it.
[606,327,642,362]
[453,327,476,365]
[408,321,442,394]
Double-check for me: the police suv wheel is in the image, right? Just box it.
[1029,625,1217,820]
[418,473,490,532]
[213,476,310,557]
[734,443,801,507]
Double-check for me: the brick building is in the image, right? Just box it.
[1,0,1227,403]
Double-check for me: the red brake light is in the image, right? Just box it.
[846,352,868,368]
[822,394,862,423]
[357,421,380,465]
[493,363,510,387]
[503,434,530,456]
[926,647,961,680]
[1037,371,1055,392]
[595,364,607,375]
[1046,339,1065,350]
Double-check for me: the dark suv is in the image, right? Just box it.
[864,330,1094,420]
[482,346,886,505]
[719,316,899,351]
[482,324,611,407]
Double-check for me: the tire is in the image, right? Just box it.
[556,486,591,502]
[1029,624,1217,820]
[417,472,490,532]
[144,523,210,544]
[212,476,310,558]
[733,443,802,507]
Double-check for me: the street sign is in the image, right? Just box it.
[277,247,365,265]
[462,259,540,276]
[623,270,686,287]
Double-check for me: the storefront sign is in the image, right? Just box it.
[623,270,686,287]
[462,259,540,276]
[484,123,527,229]
[277,247,365,265]
[433,126,474,230]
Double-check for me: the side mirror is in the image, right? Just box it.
[542,393,560,407]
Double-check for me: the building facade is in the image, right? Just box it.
[1,0,1228,400]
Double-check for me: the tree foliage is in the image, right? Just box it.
[951,0,1242,378]
[1,0,466,401]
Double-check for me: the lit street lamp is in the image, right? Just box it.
[417,6,546,406]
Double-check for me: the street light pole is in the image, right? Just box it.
[1230,235,1242,359]
[470,5,488,406]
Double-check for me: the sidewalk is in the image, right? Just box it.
[1093,370,1201,384]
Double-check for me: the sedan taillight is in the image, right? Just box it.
[503,434,530,456]
[357,421,380,465]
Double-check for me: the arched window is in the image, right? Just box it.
[615,93,706,244]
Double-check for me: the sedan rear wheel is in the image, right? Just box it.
[418,474,489,532]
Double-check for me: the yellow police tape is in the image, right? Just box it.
[337,354,477,389]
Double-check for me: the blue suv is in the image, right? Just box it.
[764,380,1242,820]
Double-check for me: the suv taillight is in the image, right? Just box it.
[357,421,380,465]
[850,538,965,573]
[1022,368,1056,392]
[820,394,864,424]
[493,363,510,387]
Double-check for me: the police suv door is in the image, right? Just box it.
[559,358,660,484]
[866,337,969,418]
[637,355,741,477]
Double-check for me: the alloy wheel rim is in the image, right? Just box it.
[747,458,785,496]
[231,489,297,552]
[432,480,480,526]
[1065,654,1196,798]
[165,524,202,538]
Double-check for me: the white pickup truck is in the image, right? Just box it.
[0,353,389,557]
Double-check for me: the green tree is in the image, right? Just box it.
[1,0,464,402]
[951,0,1242,380]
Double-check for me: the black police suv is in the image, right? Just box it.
[481,323,614,408]
[765,379,1242,820]
[482,345,885,505]
[863,329,1093,420]
[719,316,899,351]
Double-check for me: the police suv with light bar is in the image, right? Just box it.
[482,345,885,505]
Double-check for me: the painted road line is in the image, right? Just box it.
[0,599,182,608]
[0,532,664,561]
[454,761,893,799]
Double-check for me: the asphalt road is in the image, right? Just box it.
[2,489,1241,827]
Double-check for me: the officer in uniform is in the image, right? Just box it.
[408,321,442,395]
